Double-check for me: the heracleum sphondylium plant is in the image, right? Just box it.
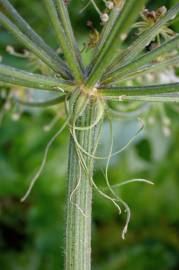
[0,0,179,269]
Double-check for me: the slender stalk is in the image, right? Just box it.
[99,82,179,96]
[107,4,179,73]
[44,0,83,84]
[0,0,69,77]
[108,56,179,84]
[103,34,179,83]
[65,97,100,270]
[55,0,84,71]
[86,0,148,89]
[0,64,74,91]
[105,94,179,103]
[0,12,69,77]
[88,4,122,71]
[87,4,122,75]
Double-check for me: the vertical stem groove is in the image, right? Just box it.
[65,96,99,270]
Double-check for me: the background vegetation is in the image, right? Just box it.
[0,0,179,269]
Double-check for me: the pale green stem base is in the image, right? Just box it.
[65,100,99,270]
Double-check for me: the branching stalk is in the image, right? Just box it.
[109,56,179,84]
[107,4,179,74]
[0,64,74,91]
[88,4,122,73]
[44,0,83,84]
[0,12,69,77]
[100,82,179,96]
[104,94,179,103]
[103,34,179,83]
[0,0,69,77]
[86,0,148,88]
[55,0,84,71]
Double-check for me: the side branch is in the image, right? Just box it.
[55,0,84,71]
[89,3,122,70]
[0,64,74,91]
[107,4,179,75]
[103,35,179,83]
[0,12,70,77]
[86,0,148,89]
[105,95,179,103]
[106,56,179,84]
[44,0,83,84]
[99,83,179,96]
[0,0,69,77]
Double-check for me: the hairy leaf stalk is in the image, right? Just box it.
[65,97,100,270]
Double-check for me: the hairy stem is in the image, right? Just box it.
[0,64,74,91]
[55,0,84,71]
[109,55,179,84]
[86,0,148,89]
[44,0,83,84]
[100,82,179,96]
[0,12,70,77]
[0,0,69,77]
[103,35,179,83]
[65,97,99,270]
[107,4,179,75]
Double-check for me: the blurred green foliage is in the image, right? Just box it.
[0,0,179,270]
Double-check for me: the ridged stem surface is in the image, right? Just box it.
[65,98,99,270]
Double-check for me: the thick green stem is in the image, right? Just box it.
[65,97,99,270]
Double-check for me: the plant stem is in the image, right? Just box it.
[103,35,179,83]
[0,0,69,77]
[100,82,179,96]
[107,56,179,84]
[44,0,83,84]
[65,97,99,270]
[106,94,179,103]
[55,0,84,71]
[106,4,179,75]
[0,12,70,77]
[0,64,74,91]
[86,0,148,89]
